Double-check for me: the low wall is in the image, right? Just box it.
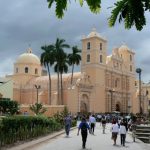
[20,105,65,117]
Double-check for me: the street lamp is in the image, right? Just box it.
[136,68,142,114]
[109,89,115,112]
[35,85,41,104]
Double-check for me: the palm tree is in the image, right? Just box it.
[40,45,55,105]
[59,52,69,104]
[68,46,81,85]
[53,38,70,104]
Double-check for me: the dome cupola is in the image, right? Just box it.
[15,48,40,65]
[14,48,41,77]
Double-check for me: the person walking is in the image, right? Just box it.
[101,116,107,134]
[119,122,127,146]
[64,115,72,137]
[77,117,90,149]
[89,114,96,134]
[111,120,119,145]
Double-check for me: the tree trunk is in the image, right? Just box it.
[57,67,60,104]
[47,64,51,105]
[60,73,63,104]
[71,64,74,84]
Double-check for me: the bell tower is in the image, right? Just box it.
[81,28,107,82]
[81,28,108,112]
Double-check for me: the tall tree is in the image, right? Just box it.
[59,52,69,104]
[40,45,55,105]
[47,0,150,31]
[68,46,81,85]
[53,38,70,104]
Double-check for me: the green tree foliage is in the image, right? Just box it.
[47,0,150,31]
[68,46,81,84]
[0,98,19,115]
[41,45,55,104]
[53,38,70,104]
[53,106,69,125]
[58,52,69,104]
[47,0,101,18]
[29,103,47,115]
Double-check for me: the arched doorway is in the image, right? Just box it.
[80,101,88,112]
[115,102,121,112]
[80,94,89,113]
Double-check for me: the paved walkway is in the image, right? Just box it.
[24,122,150,150]
[8,123,150,150]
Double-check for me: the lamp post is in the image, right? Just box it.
[35,85,41,104]
[109,89,115,112]
[136,68,142,114]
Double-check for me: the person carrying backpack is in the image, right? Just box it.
[77,117,90,149]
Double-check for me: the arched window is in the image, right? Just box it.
[16,68,18,73]
[130,54,132,61]
[87,42,90,50]
[87,54,90,62]
[130,65,132,72]
[100,55,103,63]
[35,68,38,74]
[25,67,28,73]
[115,79,118,87]
[100,43,102,50]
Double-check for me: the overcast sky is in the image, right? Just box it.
[0,0,150,82]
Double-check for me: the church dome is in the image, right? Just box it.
[87,28,100,38]
[15,48,40,65]
[118,44,129,52]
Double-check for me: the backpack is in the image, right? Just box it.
[81,123,87,132]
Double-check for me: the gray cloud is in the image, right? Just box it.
[0,0,150,82]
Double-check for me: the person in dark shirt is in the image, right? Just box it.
[77,117,90,149]
[101,116,106,134]
[64,115,72,137]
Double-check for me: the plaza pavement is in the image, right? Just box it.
[8,122,150,150]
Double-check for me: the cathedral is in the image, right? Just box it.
[1,29,140,114]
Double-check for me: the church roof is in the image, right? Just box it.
[15,48,40,65]
[30,72,81,83]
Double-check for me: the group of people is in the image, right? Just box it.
[64,114,130,149]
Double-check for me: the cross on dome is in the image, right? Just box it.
[27,47,32,53]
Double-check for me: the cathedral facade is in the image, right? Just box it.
[6,29,139,114]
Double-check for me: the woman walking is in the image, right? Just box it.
[111,120,119,145]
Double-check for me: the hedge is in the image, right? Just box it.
[0,115,62,147]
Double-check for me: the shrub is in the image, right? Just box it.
[0,115,62,147]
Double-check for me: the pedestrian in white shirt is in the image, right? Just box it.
[89,115,96,134]
[119,122,126,146]
[111,121,119,145]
